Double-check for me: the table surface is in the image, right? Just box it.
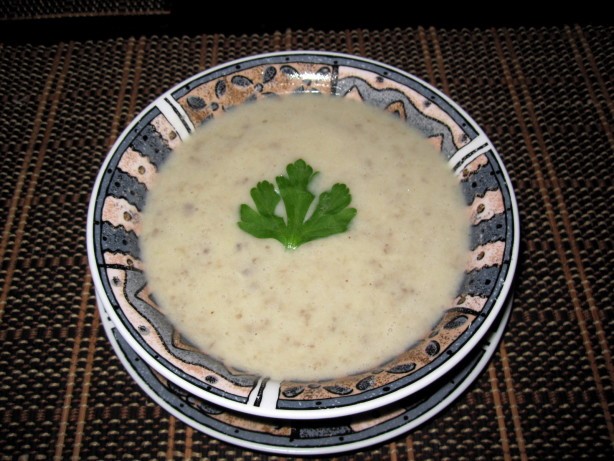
[0,15,612,461]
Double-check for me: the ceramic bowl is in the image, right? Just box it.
[87,51,519,420]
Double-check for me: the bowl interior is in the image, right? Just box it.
[88,51,518,419]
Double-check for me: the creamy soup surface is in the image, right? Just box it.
[140,94,468,381]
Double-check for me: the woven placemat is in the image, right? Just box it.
[0,25,612,460]
[0,0,171,20]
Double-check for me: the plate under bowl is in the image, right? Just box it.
[97,290,513,455]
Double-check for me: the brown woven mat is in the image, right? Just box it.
[0,0,171,20]
[1,24,612,460]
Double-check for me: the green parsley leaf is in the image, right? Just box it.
[238,159,357,250]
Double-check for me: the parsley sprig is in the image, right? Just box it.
[238,159,357,250]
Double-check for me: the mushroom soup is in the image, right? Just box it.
[140,94,468,381]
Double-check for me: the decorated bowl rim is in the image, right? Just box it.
[86,50,520,420]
